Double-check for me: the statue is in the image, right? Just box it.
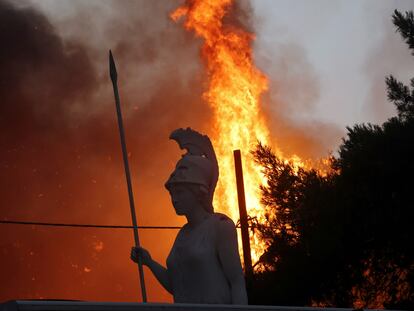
[131,128,248,304]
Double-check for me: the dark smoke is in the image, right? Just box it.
[0,0,97,141]
[0,0,210,302]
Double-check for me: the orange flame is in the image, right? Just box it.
[171,0,304,265]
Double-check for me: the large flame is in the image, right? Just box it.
[171,0,303,265]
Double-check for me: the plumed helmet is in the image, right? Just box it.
[164,128,219,212]
[165,155,212,193]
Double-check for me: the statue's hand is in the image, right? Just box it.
[130,246,152,266]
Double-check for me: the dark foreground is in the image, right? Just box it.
[0,300,393,311]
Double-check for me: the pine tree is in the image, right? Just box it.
[386,10,414,120]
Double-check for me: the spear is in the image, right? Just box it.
[109,50,147,302]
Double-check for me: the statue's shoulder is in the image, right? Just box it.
[212,212,232,221]
[211,213,237,242]
[212,212,235,227]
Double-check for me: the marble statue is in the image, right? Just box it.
[130,128,248,304]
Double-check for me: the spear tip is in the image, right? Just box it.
[109,49,117,82]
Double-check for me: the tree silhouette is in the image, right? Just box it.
[386,10,414,121]
[248,10,414,309]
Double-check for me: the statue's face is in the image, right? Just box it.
[168,184,199,216]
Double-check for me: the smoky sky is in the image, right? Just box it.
[252,0,414,136]
[363,3,414,122]
[0,0,211,302]
[0,0,97,141]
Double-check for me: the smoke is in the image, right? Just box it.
[0,0,211,302]
[251,0,414,159]
[256,40,343,159]
[0,0,96,141]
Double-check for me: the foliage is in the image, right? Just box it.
[248,10,414,309]
[392,10,414,56]
[386,10,414,121]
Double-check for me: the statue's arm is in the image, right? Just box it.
[146,259,173,294]
[216,219,248,305]
[131,247,172,294]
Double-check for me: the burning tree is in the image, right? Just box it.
[249,10,414,310]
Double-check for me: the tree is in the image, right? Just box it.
[249,10,414,309]
[249,143,348,306]
[386,10,414,121]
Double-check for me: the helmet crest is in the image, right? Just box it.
[165,128,219,212]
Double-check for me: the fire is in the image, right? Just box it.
[171,0,304,265]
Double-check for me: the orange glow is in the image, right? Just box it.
[171,0,307,266]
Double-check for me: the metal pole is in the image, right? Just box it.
[233,149,253,280]
[109,50,147,302]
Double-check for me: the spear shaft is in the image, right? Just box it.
[109,50,147,302]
